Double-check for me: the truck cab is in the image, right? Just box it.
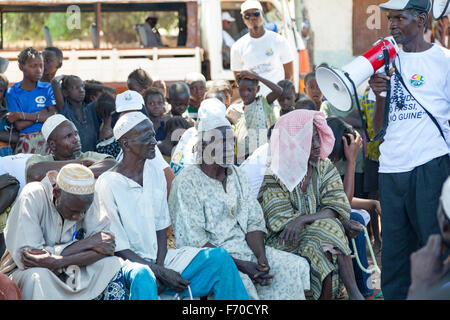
[0,0,302,91]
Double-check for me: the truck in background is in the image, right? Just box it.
[0,0,304,92]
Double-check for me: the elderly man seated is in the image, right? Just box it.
[257,110,364,300]
[0,164,158,300]
[168,99,310,299]
[26,114,116,183]
[94,111,249,300]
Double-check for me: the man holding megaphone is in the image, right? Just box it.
[368,0,450,300]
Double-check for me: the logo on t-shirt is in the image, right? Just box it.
[410,74,424,87]
[35,96,46,108]
[265,48,274,56]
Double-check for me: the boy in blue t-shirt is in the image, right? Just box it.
[5,47,56,154]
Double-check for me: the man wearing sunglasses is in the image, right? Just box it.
[230,0,294,98]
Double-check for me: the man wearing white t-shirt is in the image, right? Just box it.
[230,0,294,97]
[369,0,450,300]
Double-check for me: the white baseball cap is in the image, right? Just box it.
[240,0,263,14]
[115,90,144,113]
[379,0,431,12]
[222,11,236,22]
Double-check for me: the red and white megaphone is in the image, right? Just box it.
[432,0,450,19]
[316,36,399,112]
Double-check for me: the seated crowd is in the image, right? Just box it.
[0,38,446,301]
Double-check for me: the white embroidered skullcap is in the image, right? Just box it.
[42,114,69,141]
[441,176,450,220]
[113,111,149,140]
[56,163,95,195]
[115,90,144,113]
[198,98,227,120]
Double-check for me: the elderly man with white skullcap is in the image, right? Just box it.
[168,100,311,300]
[95,111,249,300]
[25,114,116,183]
[1,164,158,300]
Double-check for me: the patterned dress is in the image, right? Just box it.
[257,158,351,300]
[227,96,279,159]
[168,164,310,300]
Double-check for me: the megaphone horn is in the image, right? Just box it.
[316,36,399,112]
[432,0,450,20]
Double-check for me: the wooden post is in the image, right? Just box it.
[96,2,101,49]
[185,2,199,48]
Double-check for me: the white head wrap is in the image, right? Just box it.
[113,111,149,140]
[441,176,450,220]
[42,114,69,141]
[56,163,95,195]
[198,98,227,120]
[115,90,144,113]
[197,98,229,133]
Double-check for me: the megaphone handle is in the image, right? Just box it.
[370,48,392,142]
[343,72,372,146]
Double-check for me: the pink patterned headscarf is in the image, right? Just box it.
[269,110,335,192]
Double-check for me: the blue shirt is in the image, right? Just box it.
[5,81,56,134]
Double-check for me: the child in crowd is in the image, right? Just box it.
[5,47,56,155]
[95,92,120,158]
[304,72,323,110]
[56,75,100,152]
[151,78,170,113]
[0,75,18,156]
[184,72,206,121]
[152,78,167,97]
[41,46,63,83]
[167,82,195,127]
[226,70,282,162]
[277,79,297,116]
[295,97,316,110]
[204,87,227,106]
[127,68,153,96]
[143,87,170,141]
[360,86,382,251]
[206,79,233,108]
[83,79,116,105]
[157,115,191,161]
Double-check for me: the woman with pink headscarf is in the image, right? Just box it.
[257,110,364,300]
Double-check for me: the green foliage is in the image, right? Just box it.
[4,12,95,43]
[4,10,179,46]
